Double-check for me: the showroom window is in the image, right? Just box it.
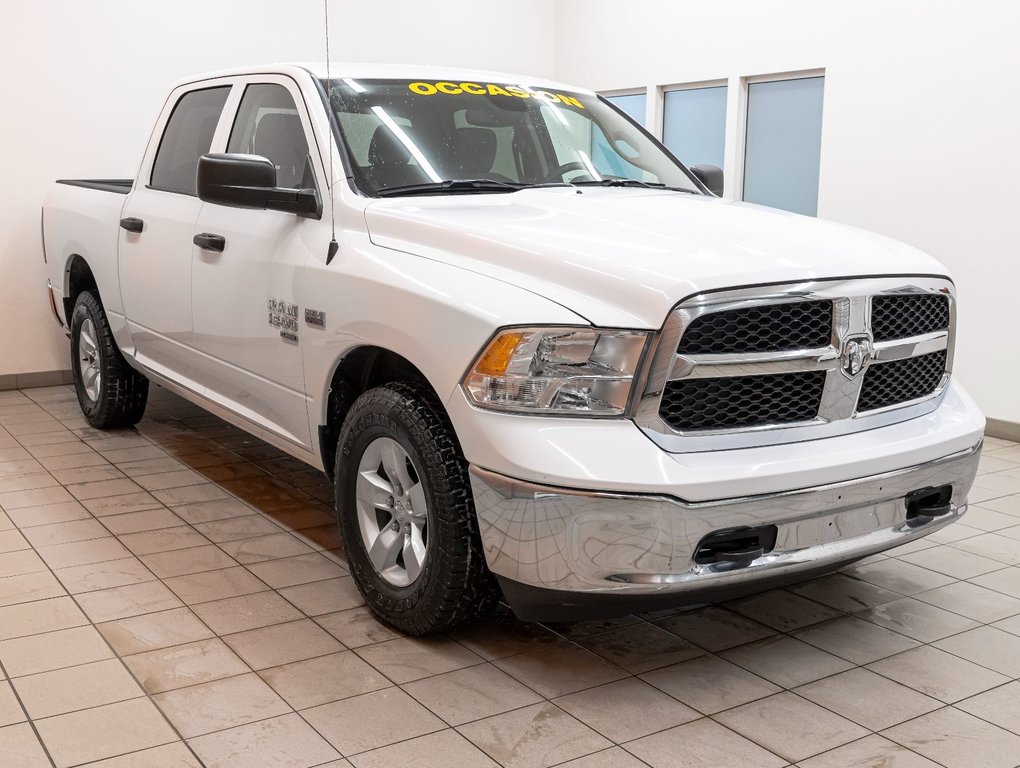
[604,92,646,126]
[662,85,728,170]
[228,84,315,189]
[742,75,825,215]
[150,86,231,196]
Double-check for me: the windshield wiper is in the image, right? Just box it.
[376,179,568,197]
[572,179,700,193]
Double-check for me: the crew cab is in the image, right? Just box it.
[41,64,984,633]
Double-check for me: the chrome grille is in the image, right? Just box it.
[858,350,948,412]
[660,370,826,431]
[677,300,832,354]
[872,294,950,341]
[636,277,955,452]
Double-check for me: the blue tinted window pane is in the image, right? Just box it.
[743,77,824,216]
[663,86,727,170]
[605,93,646,126]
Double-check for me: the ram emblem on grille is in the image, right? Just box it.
[840,335,874,378]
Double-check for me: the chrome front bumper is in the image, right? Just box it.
[470,441,981,614]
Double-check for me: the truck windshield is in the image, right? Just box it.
[323,78,702,197]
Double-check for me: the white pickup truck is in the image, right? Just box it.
[41,63,984,634]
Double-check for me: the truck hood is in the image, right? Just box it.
[364,188,949,328]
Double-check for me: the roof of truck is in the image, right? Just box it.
[177,63,595,96]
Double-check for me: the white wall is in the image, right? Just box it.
[0,0,556,377]
[555,0,1020,424]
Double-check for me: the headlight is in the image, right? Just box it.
[463,327,649,415]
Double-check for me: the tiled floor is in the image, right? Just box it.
[1,385,1019,768]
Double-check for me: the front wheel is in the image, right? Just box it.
[335,382,500,635]
[70,291,148,428]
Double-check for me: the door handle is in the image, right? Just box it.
[193,233,226,252]
[119,217,144,233]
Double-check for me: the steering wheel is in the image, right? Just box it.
[545,161,594,183]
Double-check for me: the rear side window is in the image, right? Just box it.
[227,84,315,189]
[150,86,231,195]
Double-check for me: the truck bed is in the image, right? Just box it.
[56,179,133,195]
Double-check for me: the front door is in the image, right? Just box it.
[190,77,326,449]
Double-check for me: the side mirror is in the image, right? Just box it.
[690,164,724,197]
[197,153,320,217]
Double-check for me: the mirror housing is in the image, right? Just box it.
[197,153,320,217]
[690,164,724,197]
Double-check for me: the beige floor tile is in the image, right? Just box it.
[192,591,303,635]
[0,722,51,768]
[0,471,59,493]
[259,650,390,709]
[446,612,560,661]
[0,596,88,641]
[965,506,1020,531]
[0,570,65,607]
[0,529,30,553]
[192,514,281,543]
[134,469,207,492]
[164,566,268,605]
[456,701,609,768]
[0,485,74,510]
[101,445,172,464]
[36,536,132,569]
[0,625,114,677]
[721,634,854,688]
[316,606,404,648]
[351,728,498,768]
[13,658,143,719]
[114,456,188,477]
[4,500,90,527]
[84,741,203,767]
[244,551,348,589]
[76,580,183,623]
[715,691,868,763]
[846,558,956,594]
[189,713,340,768]
[796,668,942,731]
[50,464,125,486]
[101,508,186,535]
[142,544,237,578]
[934,625,1020,677]
[725,589,841,631]
[952,533,1020,564]
[966,566,1020,596]
[34,698,178,768]
[554,677,698,743]
[119,526,210,556]
[624,718,785,768]
[787,572,903,612]
[218,532,315,563]
[899,545,1005,579]
[882,706,1020,768]
[153,484,233,508]
[555,746,657,768]
[66,478,144,501]
[21,518,108,547]
[355,635,483,685]
[867,645,1009,702]
[54,556,155,593]
[280,576,364,616]
[154,672,290,738]
[957,681,1020,735]
[0,549,47,578]
[639,654,780,715]
[83,491,163,516]
[857,596,979,642]
[223,619,343,670]
[0,681,26,726]
[304,687,445,755]
[576,622,703,674]
[124,638,249,694]
[403,662,542,726]
[914,580,1020,622]
[798,733,943,768]
[36,451,108,472]
[793,615,922,664]
[99,607,215,656]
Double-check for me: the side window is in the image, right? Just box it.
[150,86,231,195]
[227,83,314,189]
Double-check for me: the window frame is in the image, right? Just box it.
[659,78,730,177]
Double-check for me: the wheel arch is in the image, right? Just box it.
[63,254,99,325]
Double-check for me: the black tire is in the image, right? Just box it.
[70,291,148,428]
[335,382,500,635]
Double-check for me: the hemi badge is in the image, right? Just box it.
[305,308,326,328]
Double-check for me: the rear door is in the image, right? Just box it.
[119,82,233,384]
[189,75,327,449]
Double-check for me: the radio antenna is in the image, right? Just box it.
[324,0,339,265]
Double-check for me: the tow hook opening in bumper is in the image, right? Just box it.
[693,525,778,566]
[905,484,953,527]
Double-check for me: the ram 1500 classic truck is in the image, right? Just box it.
[41,64,984,634]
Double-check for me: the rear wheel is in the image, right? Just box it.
[70,291,148,428]
[335,382,499,635]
